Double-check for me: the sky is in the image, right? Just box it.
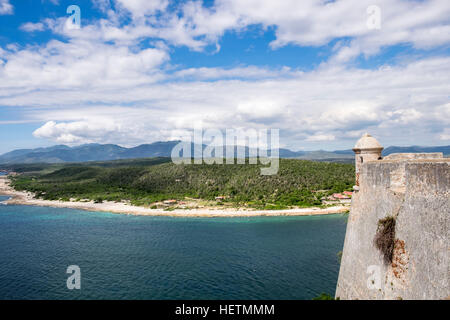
[0,0,449,154]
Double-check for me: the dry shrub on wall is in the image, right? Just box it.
[374,216,396,264]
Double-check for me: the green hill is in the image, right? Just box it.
[2,141,448,164]
[10,158,355,209]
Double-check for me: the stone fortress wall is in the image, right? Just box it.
[335,134,449,300]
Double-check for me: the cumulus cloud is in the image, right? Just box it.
[20,22,45,32]
[306,134,336,142]
[237,99,288,120]
[33,120,122,144]
[115,0,169,17]
[30,107,181,146]
[113,0,449,56]
[0,38,168,89]
[23,0,449,55]
[1,0,449,149]
[6,55,446,149]
[439,129,450,141]
[173,66,296,81]
[0,0,12,15]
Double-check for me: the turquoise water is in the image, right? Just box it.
[0,199,347,300]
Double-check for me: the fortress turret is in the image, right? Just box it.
[352,133,383,188]
[336,135,448,300]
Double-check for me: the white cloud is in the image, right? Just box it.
[141,0,450,56]
[440,128,450,141]
[33,120,122,144]
[387,109,423,125]
[0,38,169,89]
[20,22,45,32]
[173,66,296,80]
[0,0,12,15]
[306,134,336,142]
[1,0,449,149]
[2,55,444,148]
[114,0,169,17]
[18,0,450,56]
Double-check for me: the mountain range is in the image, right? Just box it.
[0,141,448,164]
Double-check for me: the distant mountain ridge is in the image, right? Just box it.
[0,141,448,164]
[382,145,450,156]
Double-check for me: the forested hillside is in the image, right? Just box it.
[10,158,355,209]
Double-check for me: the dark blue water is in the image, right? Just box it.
[0,199,347,300]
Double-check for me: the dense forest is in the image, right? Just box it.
[9,158,355,209]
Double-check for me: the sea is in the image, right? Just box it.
[0,196,347,300]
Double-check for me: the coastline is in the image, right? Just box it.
[0,176,349,217]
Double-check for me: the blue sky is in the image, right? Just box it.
[0,0,449,154]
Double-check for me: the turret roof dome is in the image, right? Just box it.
[354,133,383,150]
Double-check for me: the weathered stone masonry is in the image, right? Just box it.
[336,134,449,300]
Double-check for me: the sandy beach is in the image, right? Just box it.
[0,175,349,217]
